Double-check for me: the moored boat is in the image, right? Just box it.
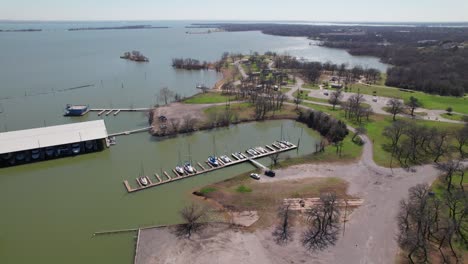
[139,177,149,186]
[220,155,231,163]
[208,156,219,167]
[184,162,196,174]
[175,165,185,175]
[71,143,81,154]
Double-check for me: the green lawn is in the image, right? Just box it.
[441,113,467,122]
[280,87,291,93]
[300,101,464,167]
[293,90,330,104]
[348,83,468,114]
[302,83,320,89]
[184,92,235,104]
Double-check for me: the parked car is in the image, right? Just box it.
[265,170,276,177]
[250,173,261,180]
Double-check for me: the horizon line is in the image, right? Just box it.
[1,19,468,24]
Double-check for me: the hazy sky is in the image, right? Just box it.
[1,0,467,22]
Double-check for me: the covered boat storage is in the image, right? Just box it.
[0,120,108,167]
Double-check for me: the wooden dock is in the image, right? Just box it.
[123,142,297,193]
[108,126,153,137]
[90,108,152,116]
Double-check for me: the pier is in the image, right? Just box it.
[123,142,297,193]
[90,108,152,116]
[108,126,153,137]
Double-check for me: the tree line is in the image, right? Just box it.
[203,23,468,96]
[172,58,210,70]
[383,121,468,167]
[273,55,380,85]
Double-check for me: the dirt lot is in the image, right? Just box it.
[150,103,213,135]
[135,134,451,264]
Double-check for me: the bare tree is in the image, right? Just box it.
[387,98,404,121]
[176,204,207,239]
[302,192,341,251]
[269,152,282,168]
[428,129,450,163]
[169,118,180,133]
[272,203,294,245]
[294,90,303,110]
[182,115,198,132]
[435,160,464,194]
[328,90,343,110]
[454,124,468,158]
[397,184,434,264]
[160,87,175,105]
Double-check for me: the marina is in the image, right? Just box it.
[123,141,297,193]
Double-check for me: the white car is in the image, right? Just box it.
[250,173,261,180]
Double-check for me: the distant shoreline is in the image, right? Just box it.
[0,29,42,32]
[67,25,169,31]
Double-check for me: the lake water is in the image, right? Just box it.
[0,21,386,264]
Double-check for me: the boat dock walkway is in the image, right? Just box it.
[248,159,268,170]
[90,108,152,116]
[123,142,297,193]
[108,126,153,137]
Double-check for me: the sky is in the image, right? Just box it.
[1,0,467,22]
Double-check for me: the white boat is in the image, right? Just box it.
[175,165,185,175]
[139,177,149,186]
[71,143,81,154]
[255,147,267,154]
[184,162,196,174]
[220,155,231,163]
[208,156,219,167]
[280,141,293,147]
[246,149,258,156]
[108,137,117,146]
[250,173,261,180]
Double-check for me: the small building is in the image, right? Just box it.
[0,120,108,168]
[331,83,343,89]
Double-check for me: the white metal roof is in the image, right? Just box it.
[0,120,108,154]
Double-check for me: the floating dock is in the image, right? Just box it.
[90,108,151,116]
[123,142,297,193]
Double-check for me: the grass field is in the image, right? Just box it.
[302,83,320,89]
[441,113,467,122]
[293,90,330,104]
[184,92,235,104]
[300,101,464,167]
[348,83,468,114]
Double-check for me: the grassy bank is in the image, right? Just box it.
[184,92,235,104]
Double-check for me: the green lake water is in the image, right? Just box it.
[0,21,387,263]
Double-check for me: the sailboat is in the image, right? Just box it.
[138,163,149,186]
[208,136,219,167]
[175,150,185,175]
[184,144,197,173]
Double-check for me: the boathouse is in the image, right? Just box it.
[0,120,108,167]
